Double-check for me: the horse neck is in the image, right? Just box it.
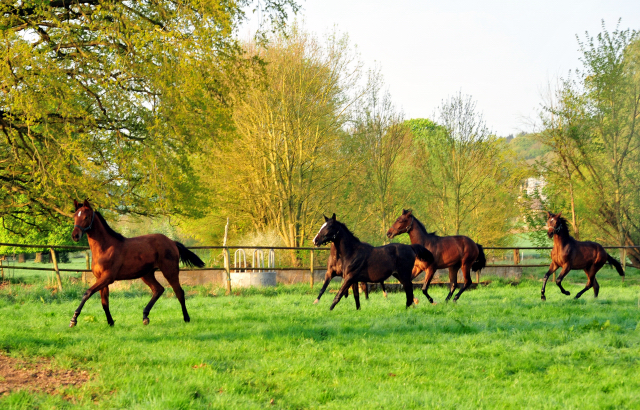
[553,230,574,248]
[335,228,360,258]
[86,214,120,252]
[408,218,436,246]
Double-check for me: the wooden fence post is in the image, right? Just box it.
[621,248,626,282]
[224,247,232,295]
[50,248,62,291]
[310,250,314,289]
[1,258,4,282]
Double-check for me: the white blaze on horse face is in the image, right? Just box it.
[78,211,82,217]
[313,222,327,245]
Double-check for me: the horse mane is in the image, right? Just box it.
[336,220,360,242]
[554,215,571,237]
[412,216,438,237]
[95,211,126,241]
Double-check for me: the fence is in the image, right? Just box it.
[1,242,638,294]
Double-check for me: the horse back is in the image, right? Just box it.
[114,234,179,279]
[429,235,478,268]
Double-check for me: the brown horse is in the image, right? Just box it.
[313,243,388,305]
[69,200,205,327]
[387,210,486,303]
[313,214,433,310]
[541,211,624,300]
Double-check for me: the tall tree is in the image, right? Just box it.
[0,0,297,234]
[210,27,362,251]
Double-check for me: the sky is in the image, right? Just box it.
[242,0,640,136]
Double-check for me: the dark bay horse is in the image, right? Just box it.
[69,200,205,327]
[387,210,486,303]
[313,214,433,310]
[541,211,624,300]
[313,243,388,304]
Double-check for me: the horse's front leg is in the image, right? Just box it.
[351,283,361,310]
[314,271,334,304]
[398,275,415,308]
[556,265,572,296]
[99,287,114,326]
[329,275,354,310]
[70,275,112,327]
[541,262,558,301]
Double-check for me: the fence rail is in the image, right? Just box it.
[1,242,638,292]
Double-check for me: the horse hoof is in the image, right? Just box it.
[69,320,77,328]
[143,318,150,325]
[413,298,419,305]
[108,321,115,327]
[541,295,546,301]
[431,301,437,305]
[383,292,388,298]
[563,291,571,296]
[313,299,319,304]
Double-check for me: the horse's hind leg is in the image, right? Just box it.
[421,267,437,304]
[360,282,369,300]
[556,266,572,296]
[163,268,190,322]
[453,265,472,302]
[445,265,460,302]
[351,283,361,310]
[141,273,165,325]
[100,287,115,326]
[592,277,600,298]
[575,266,599,299]
[399,277,415,308]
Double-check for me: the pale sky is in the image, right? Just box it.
[243,1,639,136]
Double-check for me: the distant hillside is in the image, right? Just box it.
[505,133,551,162]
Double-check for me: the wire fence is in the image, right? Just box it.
[1,242,638,293]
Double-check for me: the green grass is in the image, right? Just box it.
[1,271,640,409]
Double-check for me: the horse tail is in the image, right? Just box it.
[472,244,487,272]
[176,242,205,268]
[607,253,625,276]
[411,244,434,264]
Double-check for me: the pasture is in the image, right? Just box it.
[1,267,639,409]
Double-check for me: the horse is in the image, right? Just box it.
[313,243,388,305]
[541,211,624,300]
[69,199,205,327]
[387,209,486,303]
[312,214,433,310]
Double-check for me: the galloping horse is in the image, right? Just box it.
[313,243,388,305]
[313,214,433,310]
[69,200,205,327]
[387,210,486,303]
[541,211,624,300]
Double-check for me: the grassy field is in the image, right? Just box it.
[1,266,640,409]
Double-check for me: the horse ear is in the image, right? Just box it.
[323,214,328,222]
[546,211,551,218]
[556,212,562,218]
[83,199,92,209]
[406,210,412,217]
[74,200,81,210]
[402,209,408,215]
[331,213,336,221]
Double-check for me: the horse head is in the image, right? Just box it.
[387,209,413,239]
[313,213,340,246]
[545,211,563,238]
[72,199,95,242]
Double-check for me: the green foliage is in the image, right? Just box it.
[0,0,298,235]
[1,279,640,408]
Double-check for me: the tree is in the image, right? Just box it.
[208,27,362,252]
[537,23,640,266]
[346,74,411,239]
[405,94,521,245]
[0,0,298,234]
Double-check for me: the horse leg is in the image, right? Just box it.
[329,276,354,311]
[453,265,472,302]
[360,282,370,300]
[381,282,388,298]
[351,283,361,310]
[99,287,115,326]
[541,263,558,301]
[445,266,459,302]
[163,269,190,323]
[555,266,572,296]
[399,276,415,308]
[314,272,333,304]
[70,276,112,327]
[421,266,437,304]
[141,273,165,325]
[575,266,599,299]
